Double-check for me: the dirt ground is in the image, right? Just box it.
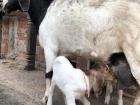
[0,59,136,105]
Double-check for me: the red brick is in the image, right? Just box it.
[1,14,45,68]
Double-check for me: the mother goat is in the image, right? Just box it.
[2,0,140,104]
[39,0,140,102]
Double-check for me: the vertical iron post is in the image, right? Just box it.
[24,13,37,70]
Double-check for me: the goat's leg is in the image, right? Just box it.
[47,80,55,105]
[42,47,57,104]
[105,81,113,105]
[42,79,51,104]
[133,95,140,105]
[118,90,123,105]
[133,88,140,105]
[65,93,76,105]
[133,97,140,105]
[79,96,90,105]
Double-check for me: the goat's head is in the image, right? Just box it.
[88,60,114,97]
[2,0,30,14]
[90,60,114,81]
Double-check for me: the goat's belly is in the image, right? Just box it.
[59,43,94,58]
[58,37,121,60]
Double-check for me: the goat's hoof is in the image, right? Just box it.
[41,96,48,105]
[104,99,109,105]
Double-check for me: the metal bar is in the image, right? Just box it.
[24,13,37,70]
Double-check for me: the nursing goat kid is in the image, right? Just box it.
[47,56,113,105]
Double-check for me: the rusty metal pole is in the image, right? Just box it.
[24,13,37,70]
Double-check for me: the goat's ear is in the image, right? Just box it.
[18,0,30,12]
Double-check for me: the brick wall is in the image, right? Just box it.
[15,14,28,63]
[1,12,45,68]
[1,16,9,57]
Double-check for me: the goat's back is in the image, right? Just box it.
[52,56,88,94]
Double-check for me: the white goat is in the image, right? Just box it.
[47,56,90,105]
[39,0,140,103]
[47,56,113,105]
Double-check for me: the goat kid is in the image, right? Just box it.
[89,60,114,98]
[47,56,113,105]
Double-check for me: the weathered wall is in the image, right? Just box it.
[1,13,45,68]
[1,16,9,57]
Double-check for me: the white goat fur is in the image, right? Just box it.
[47,56,90,105]
[39,0,140,103]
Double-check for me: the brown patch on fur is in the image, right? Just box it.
[86,60,114,97]
[90,60,114,81]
